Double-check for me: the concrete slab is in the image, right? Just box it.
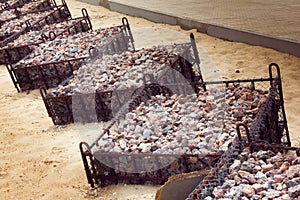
[77,0,300,57]
[78,0,109,8]
[108,0,300,57]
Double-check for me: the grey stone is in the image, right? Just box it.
[134,125,143,134]
[119,139,127,149]
[241,161,256,173]
[222,180,236,189]
[70,47,78,53]
[162,125,172,134]
[142,128,153,138]
[255,171,267,181]
[288,184,300,198]
[229,159,241,173]
[188,112,198,118]
[225,186,242,199]
[197,142,207,149]
[251,194,261,200]
[265,189,281,199]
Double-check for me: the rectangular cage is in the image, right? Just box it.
[7,17,134,92]
[0,0,57,12]
[40,33,202,125]
[187,140,298,199]
[79,63,291,189]
[0,8,91,65]
[0,3,71,42]
[0,0,31,11]
[186,65,293,199]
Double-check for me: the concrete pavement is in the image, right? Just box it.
[80,0,300,57]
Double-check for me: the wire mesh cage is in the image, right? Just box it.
[40,33,202,125]
[187,138,298,200]
[7,17,134,92]
[0,2,71,42]
[79,63,289,189]
[0,0,31,11]
[187,64,292,200]
[0,0,59,13]
[0,8,91,65]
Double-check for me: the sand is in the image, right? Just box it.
[0,0,299,199]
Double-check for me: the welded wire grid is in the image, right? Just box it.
[248,78,289,146]
[10,21,132,92]
[0,14,91,65]
[186,136,245,199]
[81,74,274,188]
[187,76,289,199]
[89,152,219,187]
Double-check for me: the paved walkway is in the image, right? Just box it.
[101,0,300,57]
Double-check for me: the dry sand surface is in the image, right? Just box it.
[0,0,299,199]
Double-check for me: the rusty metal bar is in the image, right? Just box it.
[81,7,92,30]
[6,64,20,92]
[269,63,290,146]
[190,33,206,91]
[80,142,97,188]
[122,17,134,50]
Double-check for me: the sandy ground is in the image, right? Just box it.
[0,0,299,199]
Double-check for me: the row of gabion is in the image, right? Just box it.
[0,0,54,22]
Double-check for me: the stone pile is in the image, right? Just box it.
[0,17,89,65]
[87,83,269,185]
[13,26,126,68]
[0,0,18,10]
[49,44,192,96]
[10,24,131,91]
[0,9,17,22]
[4,18,83,48]
[0,10,53,37]
[95,84,268,157]
[209,148,300,200]
[18,0,53,13]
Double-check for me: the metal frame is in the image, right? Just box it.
[0,0,60,26]
[186,64,292,199]
[7,17,133,92]
[187,122,297,200]
[40,33,200,125]
[0,8,91,64]
[0,3,71,44]
[80,142,221,188]
[79,63,291,189]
